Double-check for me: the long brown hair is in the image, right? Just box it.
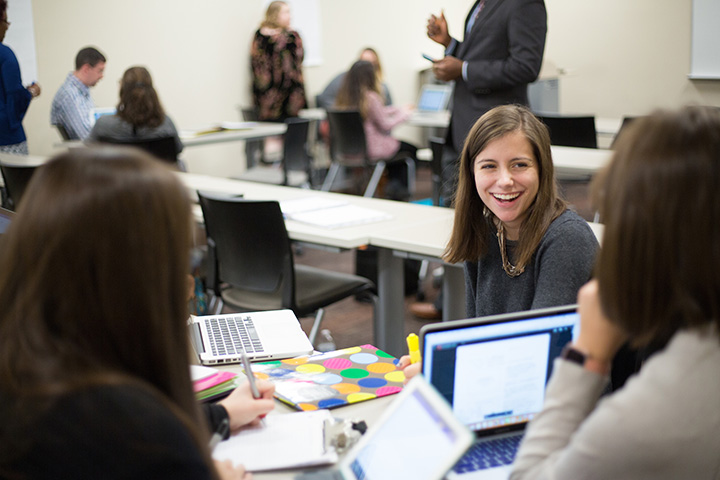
[593,106,720,346]
[444,104,566,269]
[0,147,215,475]
[335,60,380,119]
[116,66,165,129]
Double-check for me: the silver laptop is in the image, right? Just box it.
[295,375,474,480]
[415,84,453,114]
[421,305,580,480]
[189,309,313,364]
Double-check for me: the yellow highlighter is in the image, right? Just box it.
[406,333,421,364]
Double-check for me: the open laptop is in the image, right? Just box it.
[0,207,14,234]
[295,375,474,480]
[421,305,580,480]
[89,107,116,126]
[415,84,453,115]
[189,309,313,364]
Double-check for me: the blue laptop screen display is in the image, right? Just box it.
[422,310,579,433]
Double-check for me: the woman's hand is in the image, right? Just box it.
[218,379,275,431]
[397,355,422,385]
[215,460,252,480]
[574,280,628,364]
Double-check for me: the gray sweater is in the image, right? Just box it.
[86,114,184,154]
[465,210,598,318]
[511,326,720,479]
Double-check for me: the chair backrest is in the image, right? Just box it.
[282,118,312,185]
[241,107,260,122]
[535,114,598,149]
[55,124,71,141]
[0,163,39,210]
[326,109,369,166]
[98,136,180,164]
[428,136,445,206]
[197,192,296,307]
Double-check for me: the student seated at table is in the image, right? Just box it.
[86,66,183,159]
[510,105,720,479]
[0,147,273,479]
[334,60,417,201]
[400,104,598,375]
[317,47,392,110]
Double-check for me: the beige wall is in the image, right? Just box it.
[21,0,720,176]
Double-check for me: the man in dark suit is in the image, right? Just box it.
[410,0,547,320]
[429,0,547,156]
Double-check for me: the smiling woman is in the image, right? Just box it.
[444,104,598,318]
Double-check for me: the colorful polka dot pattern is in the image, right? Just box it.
[253,345,405,411]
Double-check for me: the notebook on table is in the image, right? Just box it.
[189,309,313,365]
[295,375,474,480]
[421,305,580,480]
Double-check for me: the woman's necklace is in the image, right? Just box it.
[496,224,524,278]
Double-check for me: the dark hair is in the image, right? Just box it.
[334,60,380,118]
[0,0,7,18]
[75,46,106,70]
[116,66,165,129]
[592,105,720,346]
[444,104,566,269]
[0,148,214,473]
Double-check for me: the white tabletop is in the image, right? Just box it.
[551,145,612,176]
[181,123,287,147]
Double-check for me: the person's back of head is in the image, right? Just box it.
[0,147,196,417]
[593,105,720,346]
[116,66,165,129]
[335,60,379,118]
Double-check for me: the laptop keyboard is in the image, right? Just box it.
[206,315,264,356]
[452,434,522,474]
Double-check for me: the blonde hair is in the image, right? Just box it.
[261,1,288,29]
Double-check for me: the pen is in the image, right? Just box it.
[240,352,261,399]
[406,333,421,364]
[208,417,229,451]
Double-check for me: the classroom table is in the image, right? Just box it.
[550,145,612,177]
[300,107,451,129]
[178,172,458,357]
[180,122,287,148]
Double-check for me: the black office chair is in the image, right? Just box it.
[238,118,315,188]
[535,113,598,149]
[428,136,446,207]
[0,162,40,211]
[197,192,377,346]
[322,109,415,198]
[97,136,182,168]
[55,124,71,141]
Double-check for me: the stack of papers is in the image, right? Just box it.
[280,196,392,229]
[180,121,258,138]
[191,365,238,402]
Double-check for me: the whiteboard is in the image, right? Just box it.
[4,0,38,85]
[690,0,720,80]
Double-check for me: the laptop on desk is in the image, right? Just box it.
[421,305,580,480]
[295,375,474,480]
[189,309,313,364]
[414,84,453,117]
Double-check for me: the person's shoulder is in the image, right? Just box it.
[542,210,598,245]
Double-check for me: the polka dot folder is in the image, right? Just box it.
[248,345,405,411]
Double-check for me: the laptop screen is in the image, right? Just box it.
[417,84,452,112]
[0,207,14,234]
[421,306,579,435]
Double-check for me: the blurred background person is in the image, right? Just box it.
[317,47,392,110]
[0,0,40,155]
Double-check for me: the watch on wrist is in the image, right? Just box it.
[561,345,610,376]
